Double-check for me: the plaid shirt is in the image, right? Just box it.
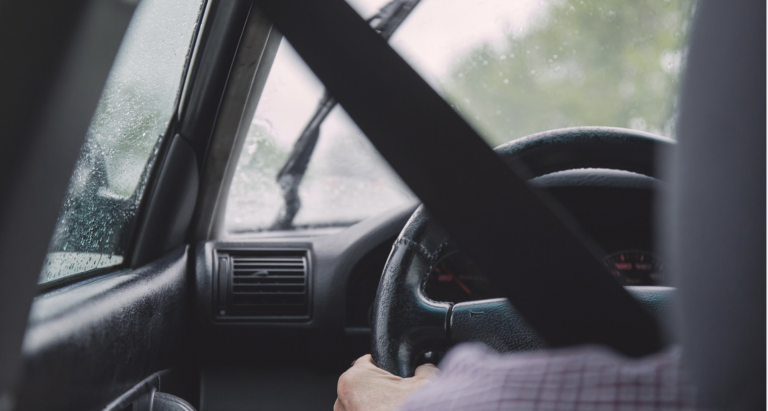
[400,344,695,411]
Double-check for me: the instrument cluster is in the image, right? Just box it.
[424,250,665,303]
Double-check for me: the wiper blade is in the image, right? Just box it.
[369,0,422,41]
[271,0,422,231]
[271,92,334,230]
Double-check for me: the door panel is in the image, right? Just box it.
[17,248,191,411]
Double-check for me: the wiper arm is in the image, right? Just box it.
[369,0,423,41]
[271,0,422,231]
[271,92,335,230]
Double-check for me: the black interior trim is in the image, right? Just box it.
[125,0,210,270]
[131,0,267,267]
[131,135,200,267]
[193,203,419,386]
[189,6,282,241]
[0,0,137,394]
[450,287,675,354]
[16,248,190,411]
[101,371,200,411]
[102,373,160,411]
[179,0,253,162]
[36,266,128,295]
[253,0,661,357]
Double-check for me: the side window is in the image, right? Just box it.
[39,0,204,284]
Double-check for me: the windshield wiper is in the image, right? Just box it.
[271,0,422,231]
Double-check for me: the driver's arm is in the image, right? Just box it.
[335,345,693,411]
[334,354,439,411]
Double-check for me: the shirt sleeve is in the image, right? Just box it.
[398,344,695,411]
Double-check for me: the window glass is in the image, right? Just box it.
[351,0,695,145]
[224,0,694,234]
[224,41,415,234]
[39,0,203,284]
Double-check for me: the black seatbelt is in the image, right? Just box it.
[255,0,662,356]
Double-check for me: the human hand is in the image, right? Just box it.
[334,354,439,411]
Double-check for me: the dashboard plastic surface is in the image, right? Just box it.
[191,168,665,408]
[197,169,662,349]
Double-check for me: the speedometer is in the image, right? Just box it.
[426,250,666,303]
[602,251,664,286]
[423,253,504,303]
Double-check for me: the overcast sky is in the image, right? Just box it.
[250,0,546,151]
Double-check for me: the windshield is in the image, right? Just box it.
[224,0,694,234]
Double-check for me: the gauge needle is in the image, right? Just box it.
[440,263,473,295]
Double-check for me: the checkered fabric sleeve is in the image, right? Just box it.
[399,344,696,411]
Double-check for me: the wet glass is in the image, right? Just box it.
[224,42,415,234]
[349,0,696,146]
[224,0,694,234]
[39,0,203,283]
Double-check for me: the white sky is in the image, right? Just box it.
[353,0,544,81]
[252,0,545,150]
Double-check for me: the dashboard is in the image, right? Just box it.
[425,249,664,303]
[423,169,663,304]
[193,168,665,407]
[199,168,662,332]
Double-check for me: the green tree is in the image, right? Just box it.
[444,0,695,147]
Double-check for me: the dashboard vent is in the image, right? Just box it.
[215,249,310,321]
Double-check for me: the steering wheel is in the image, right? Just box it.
[371,126,675,378]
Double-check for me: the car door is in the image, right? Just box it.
[1,1,277,410]
[12,0,205,409]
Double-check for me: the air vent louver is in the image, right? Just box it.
[215,249,310,321]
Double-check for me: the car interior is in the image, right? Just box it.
[0,0,763,411]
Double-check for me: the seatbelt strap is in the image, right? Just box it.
[255,0,662,356]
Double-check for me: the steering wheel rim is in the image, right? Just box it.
[371,126,674,378]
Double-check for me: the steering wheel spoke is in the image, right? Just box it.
[450,298,547,353]
[372,127,674,378]
[372,237,451,377]
[450,287,674,354]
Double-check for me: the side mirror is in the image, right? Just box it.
[41,140,137,282]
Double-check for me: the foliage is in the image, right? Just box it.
[225,0,697,232]
[443,0,695,146]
